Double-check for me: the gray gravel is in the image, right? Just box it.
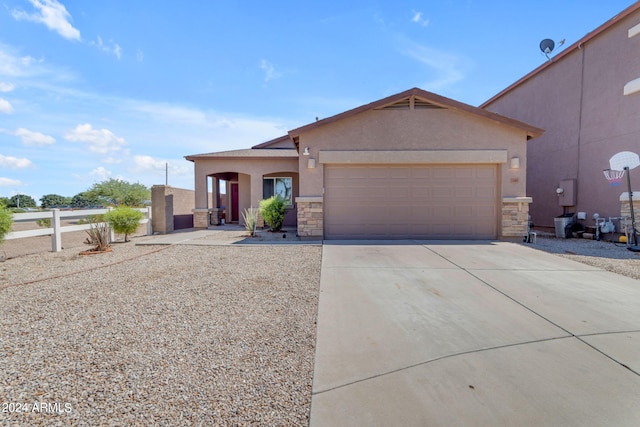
[1,241,322,426]
[2,231,639,426]
[520,235,640,280]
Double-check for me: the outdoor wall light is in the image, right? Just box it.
[307,158,316,169]
[510,157,520,169]
[303,146,310,156]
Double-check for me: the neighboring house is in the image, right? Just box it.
[186,88,542,240]
[481,3,640,231]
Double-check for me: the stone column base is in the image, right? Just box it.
[193,209,210,229]
[502,197,532,238]
[297,196,323,239]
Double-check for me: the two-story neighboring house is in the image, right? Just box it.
[482,3,640,232]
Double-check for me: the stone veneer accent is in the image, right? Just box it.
[501,197,532,238]
[297,197,323,239]
[193,209,210,229]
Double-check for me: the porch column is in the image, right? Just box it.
[193,164,209,228]
[250,173,265,228]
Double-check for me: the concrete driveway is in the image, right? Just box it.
[310,241,640,426]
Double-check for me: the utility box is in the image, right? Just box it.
[554,214,574,238]
[558,179,577,207]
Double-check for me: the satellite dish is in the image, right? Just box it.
[540,39,555,59]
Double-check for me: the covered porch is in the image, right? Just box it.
[185,149,299,229]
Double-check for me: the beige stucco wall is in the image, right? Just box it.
[483,8,640,228]
[192,157,298,226]
[151,185,200,234]
[296,108,529,199]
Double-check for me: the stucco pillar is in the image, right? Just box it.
[501,197,532,239]
[193,164,209,210]
[192,164,210,228]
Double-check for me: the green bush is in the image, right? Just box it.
[242,207,260,236]
[103,207,144,242]
[0,206,13,243]
[36,217,51,228]
[259,196,285,232]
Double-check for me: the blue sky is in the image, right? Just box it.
[0,0,636,202]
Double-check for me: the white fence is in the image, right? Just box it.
[5,207,152,252]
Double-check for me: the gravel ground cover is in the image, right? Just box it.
[521,235,640,280]
[1,240,322,426]
[1,229,639,426]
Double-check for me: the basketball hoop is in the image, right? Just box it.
[603,169,625,186]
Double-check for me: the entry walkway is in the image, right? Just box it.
[311,241,640,426]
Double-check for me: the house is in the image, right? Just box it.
[185,88,543,240]
[481,3,640,232]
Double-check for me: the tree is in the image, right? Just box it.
[87,179,150,207]
[40,194,71,208]
[104,207,144,242]
[8,194,36,209]
[71,192,101,208]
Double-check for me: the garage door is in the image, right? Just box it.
[324,164,498,239]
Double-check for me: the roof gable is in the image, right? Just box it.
[289,88,543,140]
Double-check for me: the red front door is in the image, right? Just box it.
[231,183,239,222]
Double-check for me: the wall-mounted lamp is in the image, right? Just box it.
[307,158,316,169]
[303,146,310,156]
[510,157,520,169]
[556,187,564,196]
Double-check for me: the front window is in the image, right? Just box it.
[263,177,292,205]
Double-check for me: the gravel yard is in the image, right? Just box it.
[1,237,322,426]
[1,230,639,426]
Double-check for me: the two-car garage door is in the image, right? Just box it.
[324,164,498,240]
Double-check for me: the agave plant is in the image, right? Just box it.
[83,220,111,252]
[242,207,260,237]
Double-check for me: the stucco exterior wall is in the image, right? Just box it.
[151,185,200,234]
[191,156,298,226]
[483,8,640,228]
[296,108,529,199]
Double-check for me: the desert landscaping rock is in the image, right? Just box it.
[1,240,322,426]
[1,229,639,425]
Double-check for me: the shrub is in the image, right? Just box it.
[0,206,13,243]
[36,217,51,228]
[259,196,285,232]
[242,207,260,236]
[103,207,144,242]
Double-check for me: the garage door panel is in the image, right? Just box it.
[324,164,498,239]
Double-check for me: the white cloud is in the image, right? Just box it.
[402,40,469,90]
[91,36,122,59]
[0,82,15,92]
[411,11,429,27]
[0,154,32,169]
[132,155,190,176]
[136,50,144,62]
[12,0,81,41]
[89,166,112,180]
[0,98,13,114]
[0,177,22,187]
[15,128,56,146]
[260,59,282,83]
[64,123,127,155]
